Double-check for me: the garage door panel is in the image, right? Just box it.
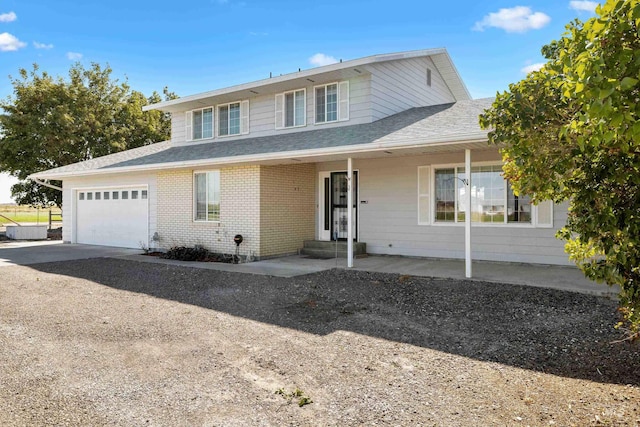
[76,187,149,248]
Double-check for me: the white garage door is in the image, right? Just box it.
[76,187,149,248]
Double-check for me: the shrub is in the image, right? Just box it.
[162,245,209,262]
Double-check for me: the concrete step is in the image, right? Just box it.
[302,240,366,254]
[301,240,367,259]
[300,247,368,259]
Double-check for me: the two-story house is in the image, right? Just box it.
[31,48,569,266]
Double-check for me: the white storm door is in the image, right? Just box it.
[318,172,331,241]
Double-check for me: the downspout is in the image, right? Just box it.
[30,177,63,192]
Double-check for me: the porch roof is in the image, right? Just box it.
[32,98,494,180]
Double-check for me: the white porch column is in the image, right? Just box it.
[465,149,472,278]
[347,157,354,268]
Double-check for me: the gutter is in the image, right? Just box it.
[30,177,63,191]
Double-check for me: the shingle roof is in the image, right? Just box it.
[32,98,494,179]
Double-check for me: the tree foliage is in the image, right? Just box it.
[0,63,176,207]
[480,0,640,341]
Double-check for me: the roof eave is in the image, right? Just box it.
[431,51,472,101]
[30,132,489,180]
[143,48,449,112]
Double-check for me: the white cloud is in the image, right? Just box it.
[521,62,545,74]
[569,1,598,12]
[0,32,26,51]
[0,11,17,23]
[309,53,338,67]
[66,51,83,60]
[473,6,551,33]
[33,41,54,49]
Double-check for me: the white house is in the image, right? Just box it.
[31,48,569,266]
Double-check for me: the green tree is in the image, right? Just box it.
[480,0,640,341]
[0,63,177,207]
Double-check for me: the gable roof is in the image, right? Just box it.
[32,98,493,180]
[143,49,471,113]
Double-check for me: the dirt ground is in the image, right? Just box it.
[0,258,639,426]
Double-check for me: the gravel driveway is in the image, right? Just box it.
[1,258,639,426]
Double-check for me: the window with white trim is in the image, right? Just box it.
[315,81,349,124]
[430,165,541,225]
[194,171,220,222]
[275,89,305,129]
[217,100,249,136]
[186,107,213,141]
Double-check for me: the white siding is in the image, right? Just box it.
[171,113,185,143]
[62,172,158,247]
[317,150,571,266]
[367,57,456,121]
[169,74,372,145]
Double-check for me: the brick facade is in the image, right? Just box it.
[156,163,315,259]
[260,164,316,257]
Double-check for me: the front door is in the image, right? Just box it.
[318,171,358,241]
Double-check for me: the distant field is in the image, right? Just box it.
[0,204,62,225]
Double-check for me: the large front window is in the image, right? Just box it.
[218,102,241,136]
[434,165,531,224]
[194,171,220,222]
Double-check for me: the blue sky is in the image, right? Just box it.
[0,0,598,203]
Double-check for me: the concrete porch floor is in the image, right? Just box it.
[0,240,614,297]
[122,252,616,297]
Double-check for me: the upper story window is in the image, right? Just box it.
[275,89,306,129]
[315,81,349,124]
[186,107,213,141]
[218,100,249,137]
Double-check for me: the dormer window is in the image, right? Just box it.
[186,107,213,141]
[314,81,349,124]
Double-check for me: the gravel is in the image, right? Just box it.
[0,258,639,426]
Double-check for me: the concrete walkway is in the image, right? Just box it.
[122,253,615,297]
[0,241,140,267]
[0,240,616,297]
[347,255,617,297]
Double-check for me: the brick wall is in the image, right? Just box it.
[156,163,315,259]
[220,165,261,257]
[157,167,261,257]
[259,164,316,257]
